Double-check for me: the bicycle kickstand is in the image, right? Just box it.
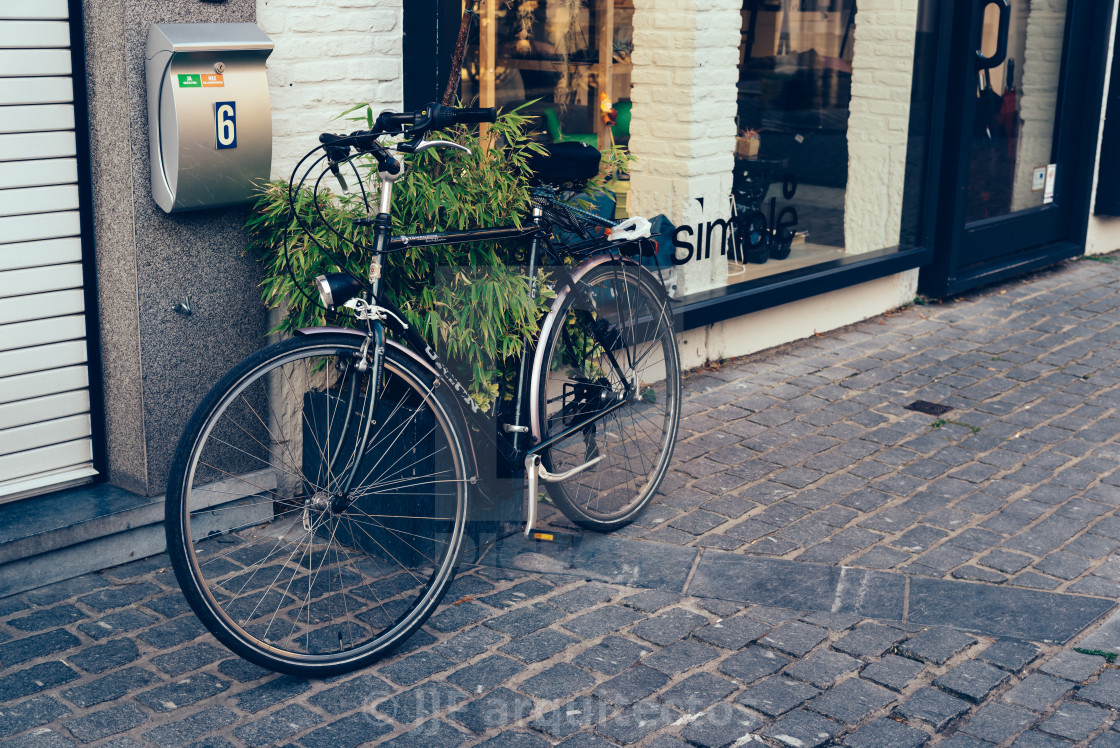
[523,453,604,535]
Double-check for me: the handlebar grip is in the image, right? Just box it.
[428,105,497,129]
[319,132,351,164]
[382,112,415,128]
[453,107,497,124]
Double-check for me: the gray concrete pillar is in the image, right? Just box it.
[83,0,269,496]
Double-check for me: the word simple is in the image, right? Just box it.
[670,174,799,265]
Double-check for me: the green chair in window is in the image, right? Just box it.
[612,100,631,140]
[541,107,599,146]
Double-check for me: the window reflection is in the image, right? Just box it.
[453,0,935,300]
[729,0,856,282]
[459,1,634,150]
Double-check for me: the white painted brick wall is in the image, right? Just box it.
[256,0,403,181]
[628,0,741,297]
[844,0,919,254]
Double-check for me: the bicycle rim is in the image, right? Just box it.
[166,336,468,674]
[538,264,680,529]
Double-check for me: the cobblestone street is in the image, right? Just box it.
[8,255,1120,746]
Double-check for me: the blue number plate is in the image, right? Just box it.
[215,101,237,150]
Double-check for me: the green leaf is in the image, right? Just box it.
[333,102,371,122]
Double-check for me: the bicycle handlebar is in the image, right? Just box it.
[435,106,496,126]
[318,103,494,176]
[376,103,496,133]
[319,131,401,174]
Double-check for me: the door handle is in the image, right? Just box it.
[976,0,1011,71]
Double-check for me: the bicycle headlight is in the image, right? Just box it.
[314,273,363,311]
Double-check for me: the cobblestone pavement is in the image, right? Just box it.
[7,256,1120,747]
[550,255,1120,598]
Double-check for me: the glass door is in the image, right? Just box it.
[962,0,1070,263]
[921,0,1110,295]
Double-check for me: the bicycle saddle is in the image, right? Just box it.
[527,141,602,185]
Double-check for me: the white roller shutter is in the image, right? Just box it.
[0,2,96,502]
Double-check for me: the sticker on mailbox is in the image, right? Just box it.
[177,74,201,88]
[215,101,237,150]
[201,74,224,88]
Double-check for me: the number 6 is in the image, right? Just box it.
[215,102,237,150]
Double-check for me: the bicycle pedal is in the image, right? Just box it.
[530,531,575,547]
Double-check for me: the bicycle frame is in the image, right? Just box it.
[300,204,646,500]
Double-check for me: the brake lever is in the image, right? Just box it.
[328,162,349,194]
[322,141,351,194]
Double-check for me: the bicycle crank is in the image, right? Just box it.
[523,453,604,536]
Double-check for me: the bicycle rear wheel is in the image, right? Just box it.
[165,333,470,676]
[535,263,681,531]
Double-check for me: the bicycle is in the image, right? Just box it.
[164,103,681,676]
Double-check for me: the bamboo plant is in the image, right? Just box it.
[246,103,627,411]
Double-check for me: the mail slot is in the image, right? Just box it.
[146,23,274,213]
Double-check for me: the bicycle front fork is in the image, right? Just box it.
[332,199,395,498]
[338,321,385,498]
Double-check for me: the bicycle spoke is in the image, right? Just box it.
[237,391,312,492]
[344,508,450,548]
[197,461,292,504]
[350,384,442,492]
[237,515,323,625]
[263,513,328,643]
[345,515,453,548]
[278,358,334,492]
[340,514,426,586]
[335,518,401,631]
[349,475,463,501]
[292,516,341,650]
[346,509,441,566]
[205,508,306,581]
[209,433,309,488]
[195,504,304,543]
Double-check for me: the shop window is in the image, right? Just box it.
[445,0,934,301]
[640,0,930,299]
[459,1,634,151]
[727,0,858,285]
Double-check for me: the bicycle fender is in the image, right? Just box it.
[528,256,646,443]
[296,326,433,372]
[294,327,479,478]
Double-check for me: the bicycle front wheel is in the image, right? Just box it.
[165,334,470,676]
[536,263,681,531]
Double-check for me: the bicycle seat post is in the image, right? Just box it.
[506,189,549,454]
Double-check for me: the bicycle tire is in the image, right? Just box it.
[165,333,470,676]
[535,262,681,531]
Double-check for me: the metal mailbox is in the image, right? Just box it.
[146,23,274,213]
